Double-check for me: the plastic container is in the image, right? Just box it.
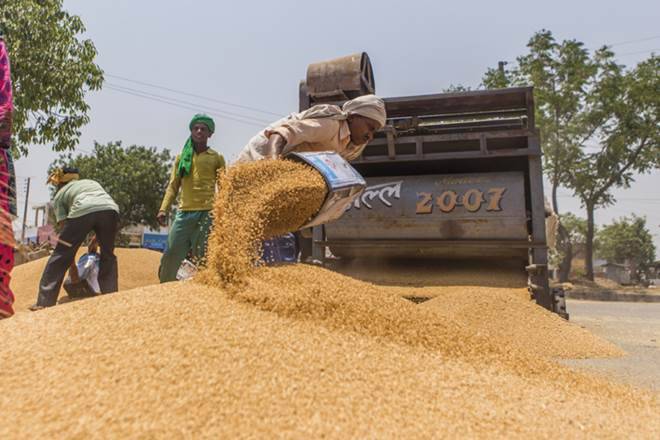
[176,259,198,281]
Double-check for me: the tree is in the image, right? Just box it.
[596,215,656,282]
[50,142,173,230]
[0,0,103,155]
[482,30,595,214]
[483,30,659,280]
[566,55,659,280]
[555,213,588,282]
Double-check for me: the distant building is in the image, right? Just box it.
[650,261,660,286]
[27,203,169,251]
[596,262,632,285]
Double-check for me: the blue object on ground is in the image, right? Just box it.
[142,233,169,252]
[262,233,298,265]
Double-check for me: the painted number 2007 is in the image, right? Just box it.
[415,187,507,214]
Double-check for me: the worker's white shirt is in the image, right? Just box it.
[237,116,361,163]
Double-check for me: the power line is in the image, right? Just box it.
[106,82,272,125]
[557,194,660,202]
[106,82,270,125]
[617,47,659,57]
[105,84,266,128]
[609,35,660,47]
[106,73,284,118]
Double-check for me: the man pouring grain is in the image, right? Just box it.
[236,95,386,262]
[30,168,119,310]
[237,94,386,163]
[157,114,225,282]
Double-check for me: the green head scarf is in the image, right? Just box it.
[178,114,216,177]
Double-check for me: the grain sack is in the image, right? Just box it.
[203,159,326,285]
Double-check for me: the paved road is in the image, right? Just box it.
[562,300,660,392]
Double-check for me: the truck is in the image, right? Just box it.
[298,52,568,318]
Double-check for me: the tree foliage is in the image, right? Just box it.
[560,213,588,246]
[0,0,103,155]
[50,142,173,230]
[482,30,659,280]
[555,213,588,282]
[482,30,607,214]
[566,55,659,279]
[596,215,656,281]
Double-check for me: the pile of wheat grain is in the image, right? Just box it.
[10,248,161,311]
[0,277,657,438]
[2,159,657,437]
[238,264,622,360]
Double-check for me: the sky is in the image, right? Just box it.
[13,0,660,248]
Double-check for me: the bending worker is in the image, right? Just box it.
[157,114,225,282]
[237,94,386,162]
[31,168,119,310]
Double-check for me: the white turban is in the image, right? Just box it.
[294,94,387,129]
[237,95,388,162]
[342,95,387,128]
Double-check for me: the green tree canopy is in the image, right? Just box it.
[555,212,588,282]
[566,54,659,279]
[0,0,103,155]
[596,215,656,281]
[482,30,659,280]
[50,142,173,230]
[560,213,588,247]
[482,30,605,214]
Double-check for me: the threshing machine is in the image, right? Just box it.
[298,52,567,317]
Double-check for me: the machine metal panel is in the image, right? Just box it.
[326,172,527,241]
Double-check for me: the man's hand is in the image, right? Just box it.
[265,133,286,159]
[157,211,168,227]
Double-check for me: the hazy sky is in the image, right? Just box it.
[13,0,660,247]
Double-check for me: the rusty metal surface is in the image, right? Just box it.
[383,87,533,119]
[325,172,528,244]
[324,239,544,248]
[352,86,537,165]
[305,52,375,103]
[328,246,529,260]
[325,239,538,259]
[355,129,539,164]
